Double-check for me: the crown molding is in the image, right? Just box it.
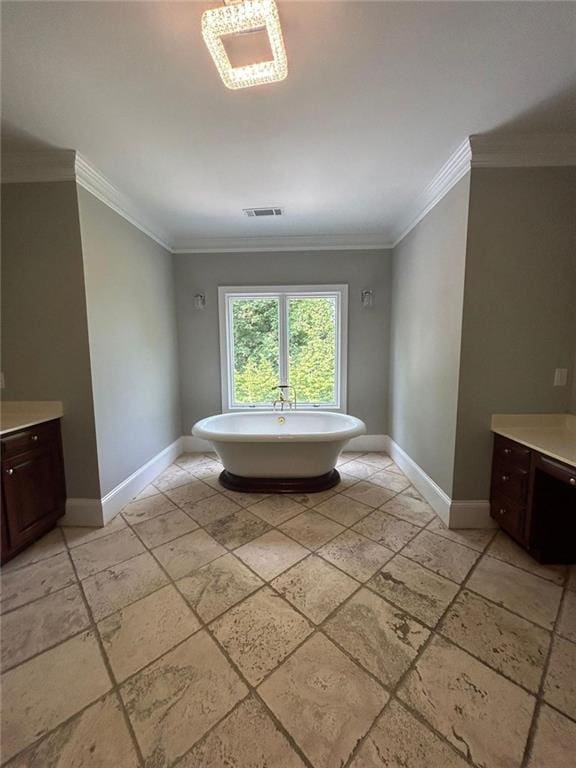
[390,138,472,247]
[73,154,172,251]
[469,133,576,167]
[171,234,393,253]
[1,149,172,251]
[3,133,574,256]
[390,132,576,248]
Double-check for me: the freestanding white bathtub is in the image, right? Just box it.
[192,411,366,492]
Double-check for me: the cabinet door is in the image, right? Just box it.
[490,498,526,543]
[2,444,65,550]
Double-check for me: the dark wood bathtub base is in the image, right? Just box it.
[218,469,341,494]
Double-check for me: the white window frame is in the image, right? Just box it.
[218,284,348,412]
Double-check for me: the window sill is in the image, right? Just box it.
[225,405,344,412]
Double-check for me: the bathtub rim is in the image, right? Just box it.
[192,410,367,443]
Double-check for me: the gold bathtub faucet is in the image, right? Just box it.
[272,384,297,412]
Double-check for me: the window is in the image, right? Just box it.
[218,285,348,410]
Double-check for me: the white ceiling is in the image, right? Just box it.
[2,1,575,249]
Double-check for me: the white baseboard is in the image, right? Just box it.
[385,436,495,529]
[101,438,182,524]
[60,438,182,528]
[60,498,103,527]
[181,435,213,453]
[62,433,494,530]
[449,500,495,529]
[384,437,451,525]
[346,434,388,451]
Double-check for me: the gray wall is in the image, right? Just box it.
[389,176,470,496]
[1,182,101,498]
[174,250,392,434]
[452,167,576,499]
[77,187,181,496]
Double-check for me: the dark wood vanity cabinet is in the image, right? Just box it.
[1,419,66,563]
[490,434,576,563]
[490,435,531,544]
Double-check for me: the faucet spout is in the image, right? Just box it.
[272,384,297,411]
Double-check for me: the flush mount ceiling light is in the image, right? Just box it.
[202,0,287,89]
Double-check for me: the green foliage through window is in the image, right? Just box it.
[228,292,340,406]
[288,297,336,403]
[232,298,279,404]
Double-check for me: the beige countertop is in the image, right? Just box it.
[491,413,576,468]
[1,401,64,436]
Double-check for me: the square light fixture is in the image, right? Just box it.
[202,0,287,90]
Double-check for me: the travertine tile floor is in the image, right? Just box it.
[1,451,575,767]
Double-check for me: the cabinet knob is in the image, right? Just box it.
[5,468,14,475]
[499,508,506,516]
[570,478,576,486]
[31,435,39,442]
[503,448,512,455]
[501,475,510,482]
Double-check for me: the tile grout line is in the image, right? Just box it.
[468,545,568,586]
[5,515,215,765]
[121,492,321,767]
[0,458,545,645]
[0,545,144,768]
[139,473,489,768]
[136,463,409,596]
[62,533,148,768]
[1,623,92,677]
[0,691,124,767]
[5,513,573,765]
[447,580,565,635]
[117,479,330,767]
[375,523,576,759]
[112,477,351,762]
[0,542,68,576]
[0,558,76,618]
[357,553,575,713]
[14,458,576,765]
[3,452,574,766]
[340,514,501,768]
[4,476,325,664]
[520,579,573,768]
[3,461,569,651]
[119,456,417,766]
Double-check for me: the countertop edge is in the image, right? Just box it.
[491,426,576,469]
[1,402,64,436]
[1,415,62,436]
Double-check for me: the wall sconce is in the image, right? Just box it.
[361,289,374,308]
[193,293,206,310]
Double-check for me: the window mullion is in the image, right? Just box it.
[278,294,288,386]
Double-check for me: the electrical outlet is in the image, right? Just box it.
[553,368,568,387]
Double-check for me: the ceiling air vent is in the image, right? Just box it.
[243,207,284,217]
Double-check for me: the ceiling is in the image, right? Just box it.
[2,1,575,250]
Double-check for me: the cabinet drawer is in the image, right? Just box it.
[535,455,576,487]
[1,420,60,460]
[493,435,531,470]
[491,465,530,504]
